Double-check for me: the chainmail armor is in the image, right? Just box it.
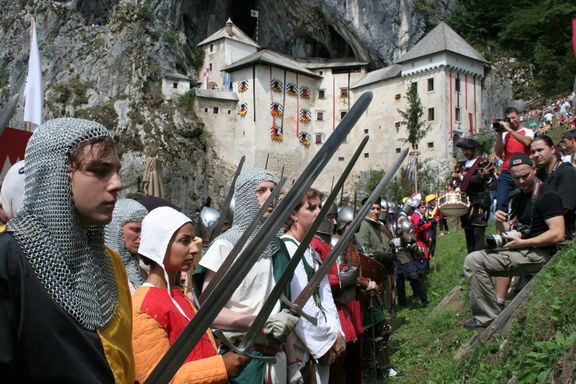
[105,199,148,289]
[215,168,280,260]
[7,118,119,330]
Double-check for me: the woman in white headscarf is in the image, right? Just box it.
[132,206,249,384]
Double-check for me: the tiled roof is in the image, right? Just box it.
[197,21,260,48]
[397,22,487,63]
[351,64,402,89]
[223,50,321,78]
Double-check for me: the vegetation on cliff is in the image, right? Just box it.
[446,0,576,100]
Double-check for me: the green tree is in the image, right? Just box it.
[446,0,576,98]
[397,82,431,150]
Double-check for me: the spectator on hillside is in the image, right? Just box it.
[463,153,565,330]
[494,107,534,221]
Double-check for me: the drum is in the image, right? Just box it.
[438,191,470,217]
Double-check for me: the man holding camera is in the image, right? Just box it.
[494,108,534,216]
[462,153,564,330]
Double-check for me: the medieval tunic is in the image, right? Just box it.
[0,234,134,383]
[132,285,227,384]
[281,234,343,384]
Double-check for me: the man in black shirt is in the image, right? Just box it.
[462,153,565,329]
[530,135,576,237]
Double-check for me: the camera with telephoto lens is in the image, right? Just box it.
[485,223,531,250]
[492,117,511,131]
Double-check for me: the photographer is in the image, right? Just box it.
[462,153,564,330]
[494,108,534,216]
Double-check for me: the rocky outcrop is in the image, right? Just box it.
[0,0,457,213]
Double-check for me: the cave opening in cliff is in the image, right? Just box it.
[226,0,258,39]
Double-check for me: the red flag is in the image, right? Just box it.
[573,18,576,56]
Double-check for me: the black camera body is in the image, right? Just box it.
[492,117,511,131]
[485,222,531,250]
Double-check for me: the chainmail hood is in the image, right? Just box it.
[215,168,280,259]
[105,199,148,290]
[7,118,119,330]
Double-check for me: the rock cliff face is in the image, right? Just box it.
[1,0,463,213]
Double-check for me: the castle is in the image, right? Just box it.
[167,19,488,193]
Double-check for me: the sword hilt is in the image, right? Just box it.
[212,329,277,363]
[280,294,318,325]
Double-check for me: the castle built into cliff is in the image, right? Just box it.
[165,19,488,192]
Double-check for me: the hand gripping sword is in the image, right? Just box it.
[291,148,409,315]
[213,135,371,358]
[211,155,245,240]
[143,91,373,384]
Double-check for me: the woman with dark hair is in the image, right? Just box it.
[282,189,344,384]
[132,207,249,383]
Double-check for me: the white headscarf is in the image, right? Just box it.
[139,206,193,319]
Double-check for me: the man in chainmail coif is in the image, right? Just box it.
[0,118,135,383]
[105,198,149,294]
[194,168,298,384]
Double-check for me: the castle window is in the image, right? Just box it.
[427,142,434,148]
[364,153,369,158]
[455,78,461,93]
[213,107,219,114]
[209,63,213,71]
[455,107,461,122]
[340,88,348,98]
[315,134,323,144]
[173,82,178,89]
[428,108,435,121]
[317,111,324,121]
[209,44,213,52]
[396,148,401,153]
[338,156,345,161]
[318,89,325,99]
[427,78,434,92]
[340,111,347,119]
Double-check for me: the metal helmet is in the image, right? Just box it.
[401,197,419,215]
[397,215,415,243]
[318,198,338,235]
[387,200,398,214]
[198,207,220,243]
[336,206,354,232]
[378,199,389,221]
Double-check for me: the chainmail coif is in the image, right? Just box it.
[105,199,148,289]
[215,168,280,260]
[7,118,119,330]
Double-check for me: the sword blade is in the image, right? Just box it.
[144,91,373,384]
[293,147,409,310]
[199,175,286,303]
[211,155,245,240]
[239,135,370,351]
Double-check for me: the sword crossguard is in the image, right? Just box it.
[212,329,277,363]
[280,294,318,326]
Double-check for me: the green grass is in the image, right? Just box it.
[363,221,576,383]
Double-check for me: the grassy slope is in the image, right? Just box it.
[363,221,576,383]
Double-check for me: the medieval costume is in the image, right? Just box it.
[105,199,148,293]
[195,168,291,384]
[132,207,228,383]
[0,118,134,383]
